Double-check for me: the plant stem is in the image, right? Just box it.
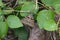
[38,2,56,13]
[58,28,60,36]
[38,2,49,9]
[36,0,38,9]
[3,10,30,13]
[57,18,60,26]
[57,18,60,36]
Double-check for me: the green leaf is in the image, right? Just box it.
[53,0,60,4]
[7,15,23,28]
[53,4,60,14]
[14,27,28,40]
[0,9,3,15]
[37,10,54,22]
[43,20,58,31]
[20,12,29,17]
[0,0,4,7]
[0,15,4,22]
[17,0,27,4]
[37,10,57,31]
[41,0,54,6]
[41,0,60,7]
[20,2,38,17]
[14,5,21,10]
[0,22,8,38]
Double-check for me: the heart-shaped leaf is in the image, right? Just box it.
[37,10,57,31]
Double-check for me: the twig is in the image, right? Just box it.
[36,0,38,9]
[57,18,60,27]
[3,10,30,13]
[38,2,49,9]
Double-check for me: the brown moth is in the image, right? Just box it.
[21,14,46,40]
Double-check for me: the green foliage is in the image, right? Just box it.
[41,0,60,7]
[0,0,4,7]
[0,10,3,15]
[43,20,57,31]
[59,28,60,36]
[37,10,58,31]
[0,22,8,38]
[6,15,23,28]
[14,27,28,40]
[0,0,60,39]
[20,2,38,17]
[41,0,60,14]
[17,0,27,4]
[0,15,4,22]
[53,4,60,14]
[15,5,21,10]
[0,8,13,15]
